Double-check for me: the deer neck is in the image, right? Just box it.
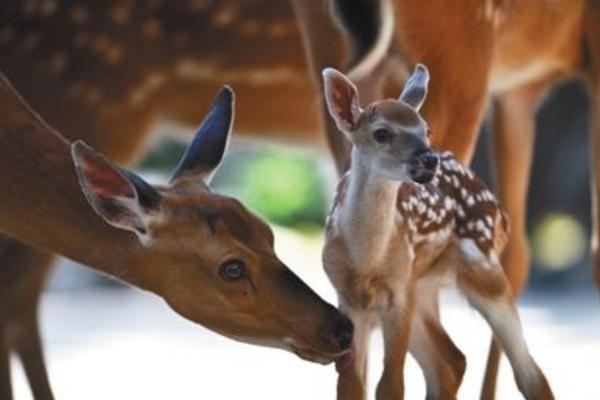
[0,74,159,293]
[338,149,403,268]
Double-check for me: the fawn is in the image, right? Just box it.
[292,2,595,395]
[321,65,553,400]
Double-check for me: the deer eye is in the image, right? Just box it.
[219,260,246,281]
[373,128,394,144]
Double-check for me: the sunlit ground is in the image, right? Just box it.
[10,226,600,399]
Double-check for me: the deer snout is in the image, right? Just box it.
[332,314,354,351]
[409,148,439,184]
[318,308,354,353]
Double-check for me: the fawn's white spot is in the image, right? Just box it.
[451,175,460,188]
[466,195,475,207]
[461,188,468,199]
[476,220,486,232]
[483,227,492,239]
[427,209,436,221]
[444,197,453,210]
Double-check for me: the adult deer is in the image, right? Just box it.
[0,1,327,398]
[0,73,353,399]
[321,64,552,400]
[290,0,598,398]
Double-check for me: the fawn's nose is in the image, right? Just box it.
[333,315,354,351]
[410,148,439,184]
[414,148,439,170]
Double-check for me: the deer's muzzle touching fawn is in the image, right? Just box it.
[0,74,353,399]
[321,65,553,400]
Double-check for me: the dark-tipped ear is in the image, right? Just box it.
[322,68,362,134]
[399,63,430,111]
[72,141,161,242]
[170,86,234,184]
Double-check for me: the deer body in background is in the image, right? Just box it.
[290,0,597,397]
[322,66,553,400]
[0,74,353,400]
[0,0,324,160]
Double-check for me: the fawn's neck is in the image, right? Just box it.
[339,150,404,267]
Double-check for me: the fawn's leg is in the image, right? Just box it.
[493,81,550,300]
[455,257,553,400]
[337,307,376,400]
[482,80,552,400]
[409,286,466,400]
[375,289,416,400]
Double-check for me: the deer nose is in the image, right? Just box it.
[333,315,354,350]
[410,148,439,184]
[414,148,439,170]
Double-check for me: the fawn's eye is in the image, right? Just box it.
[219,260,246,281]
[373,128,394,144]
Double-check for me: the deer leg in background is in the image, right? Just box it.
[590,71,600,291]
[584,3,600,291]
[0,319,12,400]
[0,237,55,400]
[421,58,492,164]
[481,81,551,400]
[400,1,495,164]
[290,0,351,175]
[14,312,54,400]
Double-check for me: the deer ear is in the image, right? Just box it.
[72,141,161,242]
[399,64,430,111]
[322,68,362,134]
[170,86,234,184]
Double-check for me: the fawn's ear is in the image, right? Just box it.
[72,141,161,242]
[170,86,234,184]
[322,68,362,134]
[399,64,430,111]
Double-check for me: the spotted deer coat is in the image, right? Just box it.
[324,151,509,311]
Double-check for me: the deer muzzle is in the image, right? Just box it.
[409,148,439,184]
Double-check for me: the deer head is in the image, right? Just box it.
[71,87,353,363]
[323,64,439,183]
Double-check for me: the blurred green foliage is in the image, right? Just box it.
[239,152,327,227]
[141,139,328,228]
